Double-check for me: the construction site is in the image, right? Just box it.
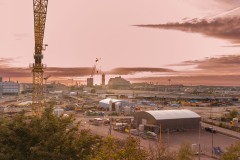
[1,1,240,160]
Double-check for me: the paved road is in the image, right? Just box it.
[202,122,240,139]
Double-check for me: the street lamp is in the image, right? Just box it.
[43,75,51,104]
[198,122,201,160]
[108,99,113,135]
[211,106,214,156]
[210,100,214,157]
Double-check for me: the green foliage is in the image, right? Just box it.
[230,109,238,119]
[148,144,176,160]
[177,143,194,160]
[0,106,150,160]
[221,141,240,160]
[94,136,148,160]
[118,136,148,160]
[219,122,223,127]
[221,116,226,122]
[219,122,227,128]
[0,106,98,160]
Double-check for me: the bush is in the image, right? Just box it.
[221,116,226,122]
[219,122,223,127]
[0,106,99,160]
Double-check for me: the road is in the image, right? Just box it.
[202,122,240,139]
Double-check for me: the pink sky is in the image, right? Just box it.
[1,0,240,85]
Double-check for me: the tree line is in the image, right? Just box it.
[0,106,239,160]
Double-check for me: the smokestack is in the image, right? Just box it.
[102,73,105,86]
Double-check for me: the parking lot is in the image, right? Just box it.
[77,114,238,159]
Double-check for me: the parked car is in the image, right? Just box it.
[205,127,216,133]
[130,129,139,136]
[140,131,158,140]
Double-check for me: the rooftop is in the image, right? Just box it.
[145,109,200,120]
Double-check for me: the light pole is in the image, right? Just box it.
[108,99,112,135]
[198,122,201,160]
[159,124,162,146]
[43,75,51,104]
[210,103,214,157]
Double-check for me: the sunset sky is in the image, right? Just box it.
[1,0,240,86]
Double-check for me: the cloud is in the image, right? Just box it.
[106,67,175,75]
[1,57,239,86]
[0,67,93,78]
[0,58,15,67]
[0,66,175,78]
[45,67,92,77]
[215,0,240,6]
[129,75,240,86]
[174,55,240,74]
[14,33,30,40]
[135,17,240,43]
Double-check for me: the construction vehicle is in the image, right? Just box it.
[31,0,49,116]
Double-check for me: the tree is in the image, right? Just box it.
[0,106,99,160]
[230,109,238,119]
[177,143,194,160]
[221,141,240,160]
[118,136,148,160]
[148,144,177,160]
[93,136,118,160]
[94,136,148,160]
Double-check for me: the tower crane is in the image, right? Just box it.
[87,58,100,87]
[90,58,100,78]
[32,0,49,116]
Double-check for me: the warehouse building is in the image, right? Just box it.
[134,110,201,133]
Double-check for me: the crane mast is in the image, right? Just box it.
[87,58,100,87]
[32,0,48,116]
[90,58,99,78]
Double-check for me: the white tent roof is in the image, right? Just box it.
[17,101,32,106]
[99,98,126,104]
[145,110,200,120]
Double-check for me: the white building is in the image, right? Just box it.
[20,83,33,93]
[0,81,20,95]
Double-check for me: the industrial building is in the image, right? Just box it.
[99,98,129,111]
[134,110,201,133]
[20,83,33,93]
[108,76,131,89]
[87,78,94,87]
[0,81,20,95]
